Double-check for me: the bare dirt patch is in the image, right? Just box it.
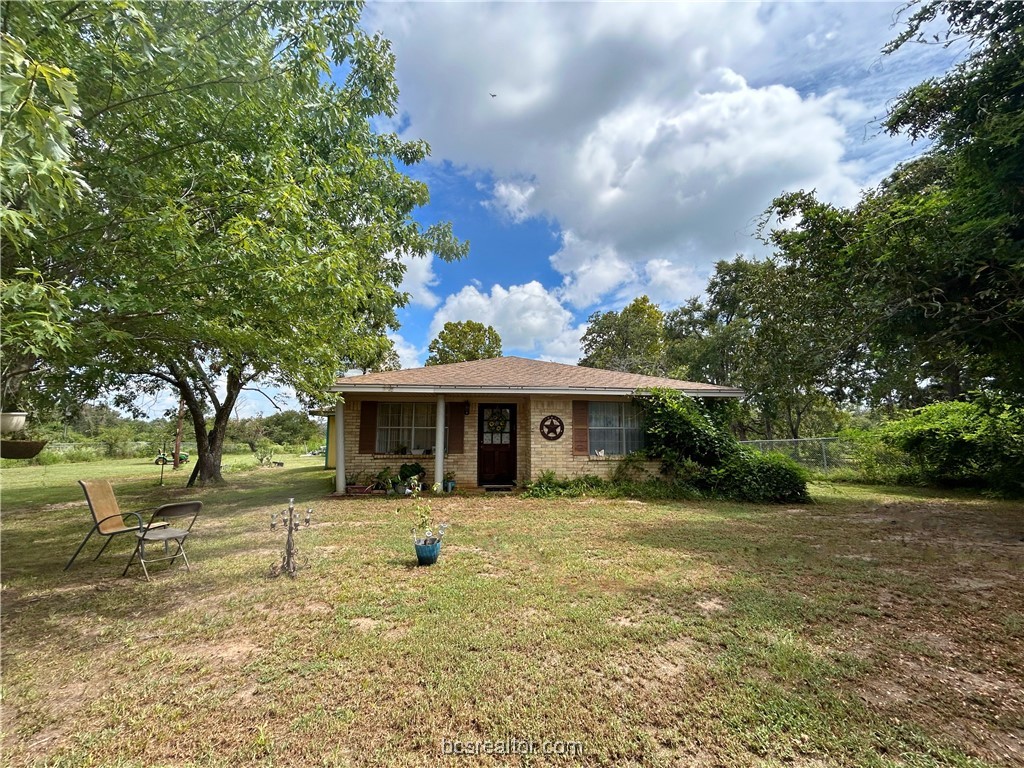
[808,497,1024,766]
[41,501,87,512]
[950,576,1004,591]
[192,638,259,664]
[695,597,727,615]
[383,624,411,641]
[349,617,383,632]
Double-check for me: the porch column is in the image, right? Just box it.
[335,398,345,494]
[434,394,445,488]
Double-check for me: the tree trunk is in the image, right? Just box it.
[1,351,38,407]
[176,366,246,486]
[196,438,225,484]
[786,403,802,440]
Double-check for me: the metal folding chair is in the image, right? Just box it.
[123,501,203,581]
[66,480,163,571]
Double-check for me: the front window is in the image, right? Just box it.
[376,403,444,454]
[588,402,644,456]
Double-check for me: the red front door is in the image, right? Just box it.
[477,404,516,485]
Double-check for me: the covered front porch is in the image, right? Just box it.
[327,394,526,494]
[333,394,445,494]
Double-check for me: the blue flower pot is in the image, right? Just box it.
[415,539,441,566]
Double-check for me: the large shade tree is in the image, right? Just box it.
[425,320,502,366]
[0,1,466,482]
[760,0,1023,400]
[579,296,666,375]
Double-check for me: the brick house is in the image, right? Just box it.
[324,356,742,493]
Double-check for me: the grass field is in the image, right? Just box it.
[1,458,1021,767]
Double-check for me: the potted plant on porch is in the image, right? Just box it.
[443,470,456,493]
[399,461,426,491]
[344,471,373,495]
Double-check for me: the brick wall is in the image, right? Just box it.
[526,395,659,481]
[328,393,656,487]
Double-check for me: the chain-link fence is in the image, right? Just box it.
[739,437,853,472]
[739,436,919,482]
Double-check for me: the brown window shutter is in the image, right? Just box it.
[572,400,589,456]
[446,406,465,454]
[358,401,377,454]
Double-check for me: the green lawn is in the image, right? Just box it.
[1,460,1021,766]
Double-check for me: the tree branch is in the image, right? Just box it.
[194,1,259,46]
[241,386,284,411]
[83,75,252,123]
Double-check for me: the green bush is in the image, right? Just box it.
[253,439,279,466]
[708,449,810,504]
[636,389,809,504]
[399,462,426,481]
[26,446,102,465]
[879,396,1024,496]
[522,471,702,501]
[30,450,64,466]
[637,389,735,467]
[523,472,606,498]
[96,425,137,458]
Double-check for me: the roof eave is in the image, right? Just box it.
[328,384,744,398]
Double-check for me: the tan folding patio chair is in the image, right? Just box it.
[65,480,165,571]
[122,501,203,581]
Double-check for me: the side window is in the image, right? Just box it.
[587,402,644,456]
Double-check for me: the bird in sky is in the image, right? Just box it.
[489,93,496,98]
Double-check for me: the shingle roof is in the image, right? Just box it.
[331,356,743,397]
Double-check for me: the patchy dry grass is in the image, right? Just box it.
[1,463,1021,767]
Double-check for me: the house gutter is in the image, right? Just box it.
[327,385,744,398]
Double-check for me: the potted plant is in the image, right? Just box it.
[410,502,448,566]
[0,402,47,459]
[0,411,27,434]
[345,471,373,495]
[374,467,393,493]
[443,470,456,493]
[399,462,425,486]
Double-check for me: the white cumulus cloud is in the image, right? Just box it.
[366,1,956,311]
[484,180,536,223]
[398,253,441,309]
[430,281,585,363]
[388,331,423,369]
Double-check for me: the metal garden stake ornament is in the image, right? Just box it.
[270,497,312,578]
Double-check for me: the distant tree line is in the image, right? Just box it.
[20,404,323,462]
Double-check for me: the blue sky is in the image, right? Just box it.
[204,1,960,417]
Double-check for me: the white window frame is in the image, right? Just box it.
[375,403,447,455]
[587,401,644,456]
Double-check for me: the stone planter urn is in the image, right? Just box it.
[0,412,28,434]
[0,411,48,458]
